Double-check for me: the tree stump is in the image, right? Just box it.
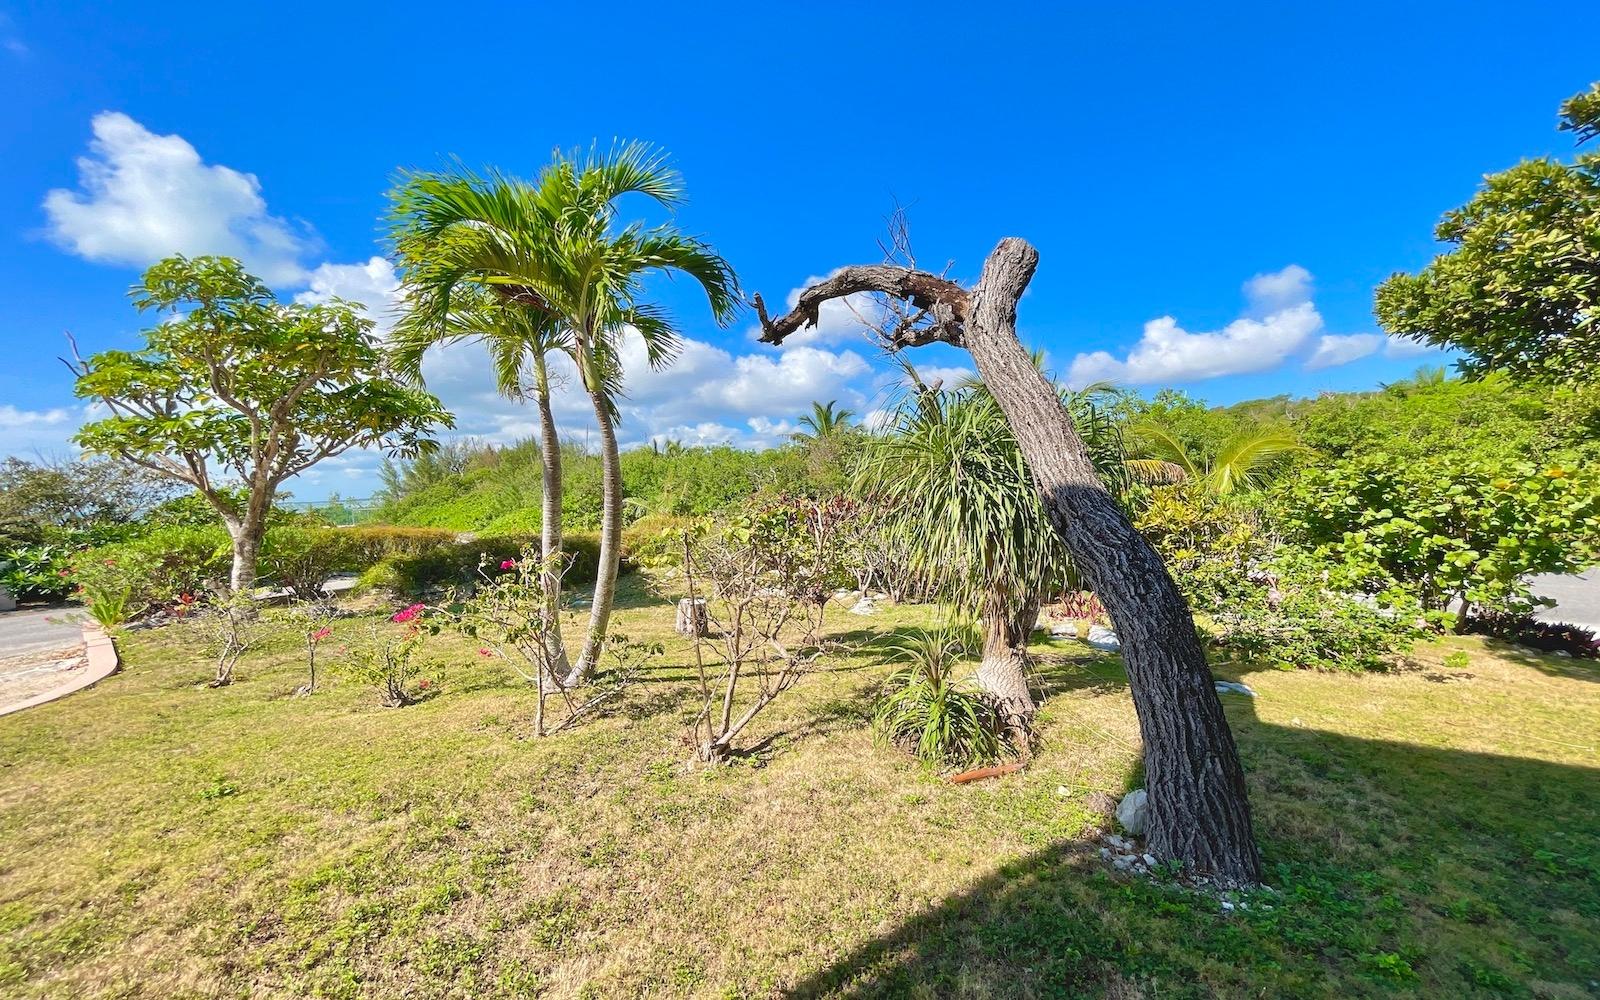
[675,598,708,637]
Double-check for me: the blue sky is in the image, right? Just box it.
[2,2,1596,500]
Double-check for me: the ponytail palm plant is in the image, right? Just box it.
[389,144,739,681]
[857,380,1129,739]
[389,288,577,676]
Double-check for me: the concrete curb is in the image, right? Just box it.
[0,623,120,718]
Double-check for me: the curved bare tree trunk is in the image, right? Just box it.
[963,240,1259,886]
[571,387,622,683]
[976,584,1039,747]
[754,237,1262,887]
[532,353,570,680]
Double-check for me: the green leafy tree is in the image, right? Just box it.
[1282,454,1600,629]
[389,144,738,681]
[1376,83,1600,381]
[69,255,452,593]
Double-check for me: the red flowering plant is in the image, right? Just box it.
[337,602,437,707]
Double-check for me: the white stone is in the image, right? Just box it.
[1115,789,1148,836]
[1213,680,1257,697]
[1087,625,1121,651]
[1141,853,1156,867]
[848,598,877,616]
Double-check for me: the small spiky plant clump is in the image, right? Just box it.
[873,626,1014,768]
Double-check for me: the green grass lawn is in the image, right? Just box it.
[1,576,1597,998]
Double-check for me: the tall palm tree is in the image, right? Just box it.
[389,289,576,676]
[792,399,854,441]
[1127,423,1305,496]
[389,144,738,681]
[857,381,1128,740]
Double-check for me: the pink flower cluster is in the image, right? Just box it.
[391,603,426,624]
[500,559,517,570]
[310,627,333,642]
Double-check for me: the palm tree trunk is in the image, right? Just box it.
[963,239,1260,887]
[572,387,622,683]
[976,585,1039,750]
[533,354,570,679]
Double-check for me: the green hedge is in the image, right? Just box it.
[356,532,614,595]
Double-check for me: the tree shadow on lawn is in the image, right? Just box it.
[784,670,1600,998]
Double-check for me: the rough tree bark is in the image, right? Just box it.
[755,238,1262,887]
[976,582,1039,745]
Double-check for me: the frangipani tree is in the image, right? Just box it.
[70,255,451,594]
[389,144,738,681]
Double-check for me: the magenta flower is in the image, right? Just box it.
[391,603,425,624]
[477,647,494,658]
[500,559,517,570]
[310,627,333,642]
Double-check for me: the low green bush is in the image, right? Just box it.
[357,532,613,595]
[72,526,232,617]
[872,626,1014,768]
[621,514,698,568]
[0,542,77,601]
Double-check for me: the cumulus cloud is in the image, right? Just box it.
[1383,334,1435,360]
[43,112,314,283]
[295,257,403,334]
[1305,333,1384,371]
[0,404,90,460]
[1067,265,1390,386]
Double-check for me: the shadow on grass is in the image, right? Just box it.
[785,675,1600,998]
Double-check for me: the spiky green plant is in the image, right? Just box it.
[872,625,1011,768]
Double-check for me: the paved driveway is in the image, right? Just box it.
[1530,569,1600,632]
[0,606,89,657]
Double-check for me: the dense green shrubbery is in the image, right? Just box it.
[357,532,612,595]
[72,526,232,617]
[1280,454,1600,623]
[1135,486,1427,671]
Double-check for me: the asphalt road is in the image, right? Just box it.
[1530,569,1600,632]
[0,606,89,658]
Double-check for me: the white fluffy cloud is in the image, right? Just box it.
[1068,265,1392,386]
[1305,333,1384,371]
[294,257,403,334]
[34,114,889,489]
[43,112,314,284]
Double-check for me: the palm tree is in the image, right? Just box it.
[389,144,738,681]
[1126,424,1305,495]
[389,288,575,675]
[792,400,855,441]
[857,381,1128,741]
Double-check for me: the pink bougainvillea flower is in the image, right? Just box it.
[103,559,117,567]
[499,559,517,570]
[477,647,494,658]
[418,679,432,690]
[310,627,333,642]
[391,603,426,623]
